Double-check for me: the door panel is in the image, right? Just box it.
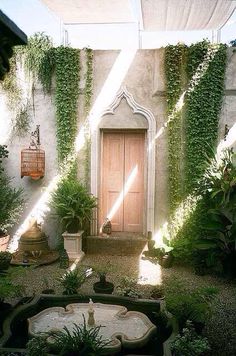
[101,133,124,231]
[100,132,144,233]
[124,133,144,232]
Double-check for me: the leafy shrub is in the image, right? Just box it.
[26,336,48,356]
[0,271,24,302]
[58,267,88,295]
[194,148,236,276]
[165,278,218,329]
[116,276,141,298]
[171,320,210,356]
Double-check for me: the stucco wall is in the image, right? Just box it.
[0,48,236,247]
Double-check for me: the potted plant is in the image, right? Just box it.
[51,178,97,260]
[0,145,24,251]
[58,267,87,295]
[92,261,114,294]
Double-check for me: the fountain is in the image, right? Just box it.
[28,299,157,353]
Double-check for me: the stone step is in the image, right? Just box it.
[83,235,147,255]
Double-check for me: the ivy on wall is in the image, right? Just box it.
[84,48,93,187]
[54,46,80,164]
[1,52,31,137]
[164,44,186,214]
[164,41,227,258]
[185,42,227,193]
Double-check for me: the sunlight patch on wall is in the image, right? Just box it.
[217,122,236,157]
[89,49,137,134]
[153,222,169,248]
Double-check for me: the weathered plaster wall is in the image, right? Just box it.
[0,48,236,247]
[219,49,236,149]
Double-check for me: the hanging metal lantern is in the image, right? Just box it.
[21,125,45,180]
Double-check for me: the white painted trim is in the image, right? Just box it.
[91,86,156,235]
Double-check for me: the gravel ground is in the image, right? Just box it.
[8,253,236,356]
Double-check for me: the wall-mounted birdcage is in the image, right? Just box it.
[21,125,45,180]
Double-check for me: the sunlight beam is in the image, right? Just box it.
[101,165,138,230]
[88,49,137,135]
[8,49,137,252]
[138,258,162,286]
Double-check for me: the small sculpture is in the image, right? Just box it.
[101,218,112,236]
[87,298,95,326]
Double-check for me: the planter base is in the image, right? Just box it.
[62,230,85,261]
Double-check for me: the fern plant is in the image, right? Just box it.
[49,318,110,355]
[51,178,97,233]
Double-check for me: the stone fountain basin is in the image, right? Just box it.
[28,303,157,352]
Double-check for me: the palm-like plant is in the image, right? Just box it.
[195,148,236,275]
[51,178,97,233]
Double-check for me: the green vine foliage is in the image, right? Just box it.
[54,46,80,166]
[1,53,31,136]
[23,32,53,86]
[84,48,93,187]
[165,44,187,214]
[164,41,227,261]
[185,42,227,193]
[85,48,93,113]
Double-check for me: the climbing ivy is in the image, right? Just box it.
[1,51,31,136]
[23,32,53,86]
[164,41,227,260]
[164,44,186,214]
[84,48,93,187]
[84,48,93,113]
[185,42,227,193]
[54,46,80,164]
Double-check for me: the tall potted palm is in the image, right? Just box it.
[51,178,97,260]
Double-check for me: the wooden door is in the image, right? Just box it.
[100,132,145,233]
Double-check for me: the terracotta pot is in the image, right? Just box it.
[0,235,10,252]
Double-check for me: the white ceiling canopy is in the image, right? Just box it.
[41,0,135,24]
[142,0,236,31]
[41,0,236,30]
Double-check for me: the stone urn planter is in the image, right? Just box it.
[62,230,85,261]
